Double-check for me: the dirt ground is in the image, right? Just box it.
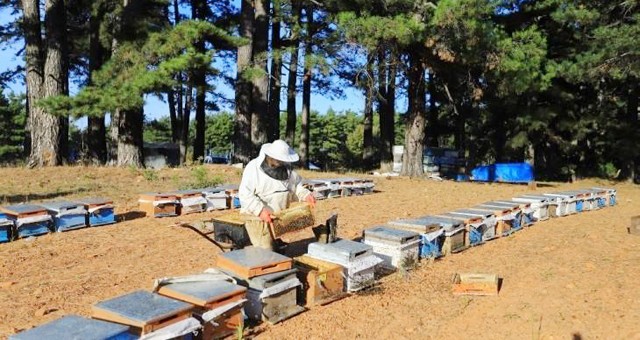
[0,165,639,339]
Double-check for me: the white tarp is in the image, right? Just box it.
[180,196,208,207]
[88,204,114,213]
[201,298,247,324]
[258,278,301,299]
[16,214,52,227]
[152,269,236,292]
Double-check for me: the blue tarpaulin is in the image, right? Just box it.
[470,163,534,183]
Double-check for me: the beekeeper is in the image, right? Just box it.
[239,139,316,251]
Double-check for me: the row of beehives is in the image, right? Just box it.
[9,241,388,339]
[139,178,376,218]
[383,187,617,259]
[0,198,116,244]
[9,187,617,339]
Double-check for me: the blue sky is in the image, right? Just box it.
[0,6,375,130]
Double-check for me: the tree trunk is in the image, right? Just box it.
[268,1,282,141]
[192,0,207,162]
[116,107,144,167]
[377,47,396,172]
[87,2,108,164]
[298,5,312,169]
[284,1,301,147]
[251,0,270,150]
[179,86,192,164]
[362,54,374,169]
[24,0,68,167]
[112,0,144,168]
[168,90,178,142]
[233,0,254,164]
[426,71,439,147]
[400,50,426,177]
[625,80,639,181]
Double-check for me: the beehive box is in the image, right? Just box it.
[556,191,589,213]
[591,187,616,206]
[201,187,229,211]
[294,255,346,306]
[362,179,375,194]
[387,217,443,234]
[216,247,292,279]
[40,201,87,232]
[234,269,305,324]
[523,193,567,218]
[138,193,179,218]
[493,200,536,226]
[584,188,608,209]
[92,290,195,337]
[210,211,252,248]
[512,195,550,222]
[448,209,498,242]
[302,180,331,200]
[436,213,485,247]
[0,213,14,243]
[414,216,467,256]
[171,190,207,215]
[307,240,382,292]
[341,177,366,196]
[469,205,517,236]
[8,315,135,340]
[217,184,240,209]
[271,204,315,238]
[452,273,499,296]
[543,193,577,215]
[478,201,525,230]
[157,280,247,339]
[76,198,116,227]
[418,228,445,259]
[0,204,52,239]
[307,239,373,265]
[315,178,342,198]
[363,226,420,270]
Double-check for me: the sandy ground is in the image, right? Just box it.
[0,165,639,339]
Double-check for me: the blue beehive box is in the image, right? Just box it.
[77,198,116,227]
[0,204,52,239]
[40,201,88,232]
[9,315,136,340]
[0,212,14,243]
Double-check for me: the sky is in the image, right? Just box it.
[0,6,375,130]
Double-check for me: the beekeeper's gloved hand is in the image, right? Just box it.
[304,194,316,209]
[259,207,274,224]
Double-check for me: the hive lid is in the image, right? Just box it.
[450,209,495,218]
[39,201,84,211]
[76,197,113,205]
[414,215,465,228]
[1,204,47,215]
[364,226,419,242]
[93,290,192,326]
[158,280,246,306]
[9,315,132,340]
[218,247,291,269]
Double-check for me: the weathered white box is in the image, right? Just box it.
[512,195,550,221]
[363,226,420,270]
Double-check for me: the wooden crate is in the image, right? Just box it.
[216,247,292,279]
[435,213,480,247]
[92,290,193,336]
[452,273,499,296]
[157,280,246,339]
[138,193,179,218]
[294,255,346,306]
